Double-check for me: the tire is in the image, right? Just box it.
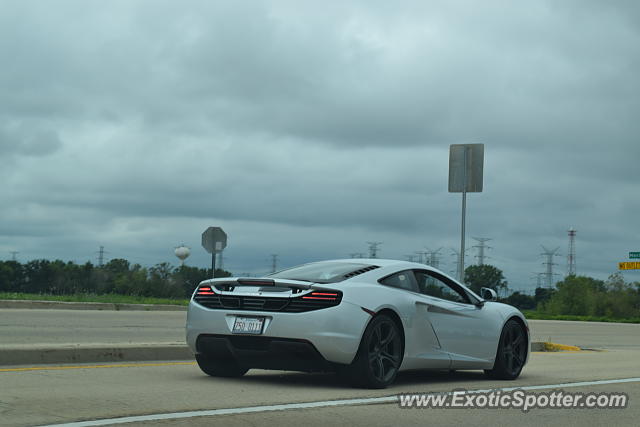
[344,314,403,389]
[196,353,249,378]
[484,319,527,380]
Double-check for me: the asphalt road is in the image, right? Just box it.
[1,310,639,426]
[2,308,639,349]
[1,349,639,426]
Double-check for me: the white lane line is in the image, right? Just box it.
[39,377,640,427]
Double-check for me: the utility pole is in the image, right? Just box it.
[540,246,561,288]
[270,254,278,273]
[472,237,492,265]
[9,251,19,261]
[567,227,577,276]
[367,242,382,258]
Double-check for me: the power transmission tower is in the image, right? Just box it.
[349,253,365,259]
[9,251,19,261]
[404,254,417,262]
[367,242,382,258]
[540,246,561,288]
[270,254,278,273]
[567,227,577,276]
[472,237,492,265]
[96,246,108,267]
[450,248,469,279]
[424,248,443,269]
[414,251,428,264]
[531,272,545,288]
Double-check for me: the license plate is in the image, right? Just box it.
[232,316,264,334]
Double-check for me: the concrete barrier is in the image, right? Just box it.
[0,299,187,311]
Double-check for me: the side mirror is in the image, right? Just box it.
[480,287,497,301]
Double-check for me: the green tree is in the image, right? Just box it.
[534,287,555,307]
[463,264,508,296]
[503,291,536,310]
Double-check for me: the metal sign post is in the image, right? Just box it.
[449,144,484,283]
[201,227,228,278]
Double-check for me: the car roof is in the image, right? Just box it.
[311,258,435,270]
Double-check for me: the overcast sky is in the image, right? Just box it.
[1,0,639,291]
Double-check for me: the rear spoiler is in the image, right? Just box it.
[201,277,314,291]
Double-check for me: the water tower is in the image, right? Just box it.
[174,244,191,266]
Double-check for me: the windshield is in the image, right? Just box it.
[269,262,374,283]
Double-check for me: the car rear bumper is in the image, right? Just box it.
[186,299,370,365]
[196,334,336,372]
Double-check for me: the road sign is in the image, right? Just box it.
[449,143,485,283]
[448,144,484,193]
[630,252,640,259]
[201,227,227,254]
[619,262,640,270]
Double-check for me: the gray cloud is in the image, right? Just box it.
[0,0,639,289]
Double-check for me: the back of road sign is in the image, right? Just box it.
[449,144,484,193]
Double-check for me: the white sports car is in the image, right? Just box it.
[186,259,529,388]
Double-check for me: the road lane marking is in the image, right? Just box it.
[38,377,640,427]
[0,361,195,373]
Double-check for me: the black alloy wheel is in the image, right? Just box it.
[347,314,403,388]
[485,319,527,380]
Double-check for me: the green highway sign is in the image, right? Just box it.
[630,252,640,259]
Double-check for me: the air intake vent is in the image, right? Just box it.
[343,265,380,279]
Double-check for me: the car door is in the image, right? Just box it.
[378,271,451,370]
[412,269,500,369]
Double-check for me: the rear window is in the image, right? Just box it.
[269,262,375,284]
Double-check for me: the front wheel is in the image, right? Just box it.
[485,319,527,380]
[344,314,403,389]
[196,354,249,378]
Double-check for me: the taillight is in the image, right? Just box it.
[302,291,339,301]
[196,285,215,296]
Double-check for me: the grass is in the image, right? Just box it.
[522,310,640,324]
[0,292,189,306]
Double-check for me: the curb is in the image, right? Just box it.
[0,343,193,366]
[0,299,187,311]
[0,341,579,367]
[531,341,582,352]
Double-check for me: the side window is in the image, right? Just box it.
[414,270,470,304]
[379,270,418,293]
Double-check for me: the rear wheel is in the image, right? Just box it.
[485,319,527,380]
[345,314,403,389]
[196,353,249,378]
